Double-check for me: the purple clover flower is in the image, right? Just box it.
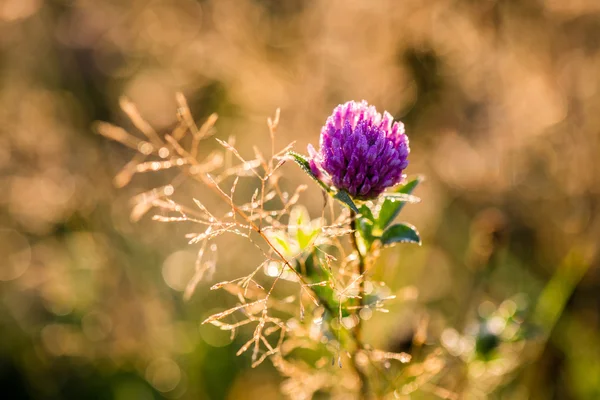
[308,100,410,200]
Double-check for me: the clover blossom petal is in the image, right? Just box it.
[308,101,410,200]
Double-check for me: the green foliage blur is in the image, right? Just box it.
[1,0,600,399]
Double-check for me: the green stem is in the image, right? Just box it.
[350,210,369,399]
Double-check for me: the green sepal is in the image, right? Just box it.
[288,151,331,192]
[333,190,360,213]
[288,151,360,213]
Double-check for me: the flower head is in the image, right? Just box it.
[308,100,410,200]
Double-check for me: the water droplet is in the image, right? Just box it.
[359,307,373,321]
[364,280,374,294]
[158,147,170,158]
[265,262,281,277]
[138,142,154,155]
[163,185,174,196]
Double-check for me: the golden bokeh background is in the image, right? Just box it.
[1,0,600,399]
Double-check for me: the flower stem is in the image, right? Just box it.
[350,210,369,399]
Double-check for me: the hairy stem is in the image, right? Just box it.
[350,210,369,399]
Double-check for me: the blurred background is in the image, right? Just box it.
[1,0,600,398]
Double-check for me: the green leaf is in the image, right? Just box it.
[287,151,361,213]
[288,151,330,192]
[356,204,375,245]
[380,223,421,246]
[271,232,292,253]
[289,205,317,249]
[298,250,353,317]
[377,175,424,229]
[380,193,421,203]
[358,204,375,222]
[297,228,320,251]
[333,190,359,213]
